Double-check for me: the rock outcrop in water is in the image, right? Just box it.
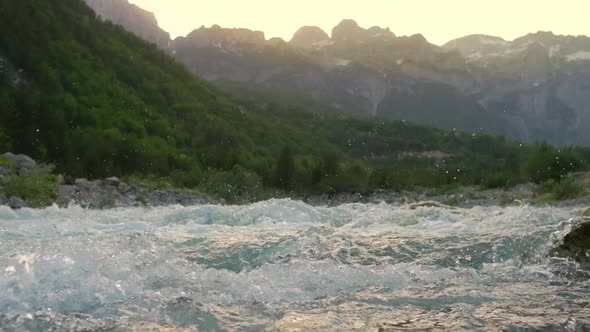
[551,209,590,270]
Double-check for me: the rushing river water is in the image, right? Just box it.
[0,200,589,331]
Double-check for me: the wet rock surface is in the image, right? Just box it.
[7,197,28,210]
[550,209,590,270]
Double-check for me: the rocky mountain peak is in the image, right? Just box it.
[290,26,330,48]
[84,0,171,49]
[184,25,266,47]
[513,31,559,47]
[331,19,395,43]
[443,34,507,50]
[331,19,362,41]
[442,34,508,59]
[367,26,396,39]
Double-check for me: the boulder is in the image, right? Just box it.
[105,177,121,187]
[74,178,91,188]
[551,219,590,271]
[1,152,36,169]
[62,175,76,185]
[8,197,28,210]
[117,183,135,195]
[0,165,8,180]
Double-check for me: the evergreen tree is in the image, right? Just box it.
[275,146,295,189]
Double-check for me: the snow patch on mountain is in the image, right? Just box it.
[313,40,334,49]
[333,58,352,67]
[549,45,561,57]
[565,51,590,61]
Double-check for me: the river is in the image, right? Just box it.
[0,200,588,331]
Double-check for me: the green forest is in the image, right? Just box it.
[1,0,589,202]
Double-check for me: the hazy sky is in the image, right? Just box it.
[129,0,589,45]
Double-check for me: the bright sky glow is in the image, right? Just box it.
[129,0,590,45]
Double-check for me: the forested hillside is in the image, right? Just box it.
[0,0,588,202]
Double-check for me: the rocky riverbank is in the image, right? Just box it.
[0,153,214,209]
[304,180,590,208]
[2,152,590,209]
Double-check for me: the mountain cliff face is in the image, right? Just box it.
[168,20,506,136]
[170,21,590,146]
[82,0,590,146]
[84,0,171,49]
[443,32,590,145]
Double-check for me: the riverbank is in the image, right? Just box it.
[1,153,589,209]
[0,153,215,209]
[304,180,590,208]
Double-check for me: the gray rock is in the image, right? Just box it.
[74,178,89,186]
[117,183,135,195]
[8,197,28,209]
[74,178,101,190]
[0,166,8,180]
[551,221,590,271]
[57,185,79,207]
[62,175,76,185]
[583,208,590,218]
[145,189,211,207]
[105,177,121,187]
[1,152,36,169]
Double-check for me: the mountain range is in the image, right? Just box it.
[85,0,590,147]
[7,0,564,201]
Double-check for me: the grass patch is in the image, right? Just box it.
[428,183,462,196]
[122,175,173,190]
[536,177,586,202]
[0,157,16,169]
[443,196,460,206]
[3,165,58,207]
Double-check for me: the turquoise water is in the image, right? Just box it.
[0,200,589,331]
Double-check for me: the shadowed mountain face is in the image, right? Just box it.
[83,0,590,146]
[84,0,171,49]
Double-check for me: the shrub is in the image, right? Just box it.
[480,173,514,189]
[539,177,585,201]
[203,164,264,203]
[525,144,582,183]
[0,156,15,168]
[171,166,203,188]
[3,164,58,207]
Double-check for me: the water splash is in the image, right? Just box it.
[0,200,588,330]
